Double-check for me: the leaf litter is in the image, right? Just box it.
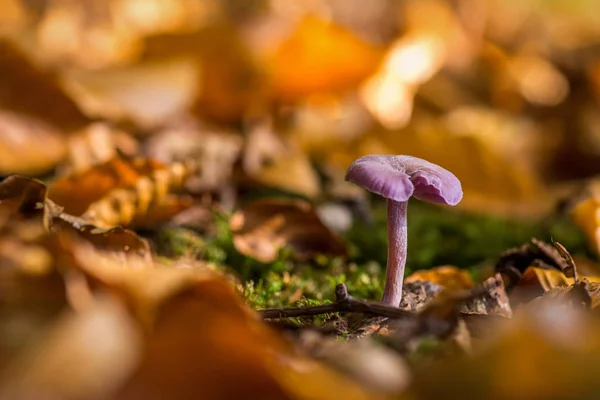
[2,1,600,399]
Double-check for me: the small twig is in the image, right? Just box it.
[551,238,579,283]
[259,284,413,320]
[259,280,497,321]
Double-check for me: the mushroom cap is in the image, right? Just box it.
[344,155,463,205]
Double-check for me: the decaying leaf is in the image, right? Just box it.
[0,175,151,261]
[48,156,195,227]
[229,198,347,263]
[496,238,570,287]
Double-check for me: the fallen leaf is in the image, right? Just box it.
[405,303,600,400]
[0,175,151,262]
[268,16,382,100]
[0,110,68,176]
[0,39,89,131]
[571,181,600,254]
[406,265,474,292]
[242,121,321,198]
[229,198,347,263]
[63,57,200,128]
[0,296,141,400]
[48,156,194,227]
[63,240,384,400]
[144,117,243,194]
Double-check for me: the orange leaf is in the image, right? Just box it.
[269,17,382,100]
[406,266,474,292]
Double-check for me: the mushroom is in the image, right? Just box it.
[345,155,463,306]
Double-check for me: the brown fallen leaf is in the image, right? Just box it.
[229,198,347,263]
[48,156,195,227]
[404,302,600,400]
[0,175,151,262]
[0,110,68,176]
[64,122,140,174]
[63,57,200,128]
[242,120,321,198]
[144,116,243,195]
[0,39,89,131]
[0,296,141,400]
[60,239,385,400]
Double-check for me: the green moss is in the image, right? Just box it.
[345,199,590,274]
[154,198,590,311]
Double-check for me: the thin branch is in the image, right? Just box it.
[258,282,494,320]
[259,284,412,320]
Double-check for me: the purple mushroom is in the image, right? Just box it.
[345,155,463,306]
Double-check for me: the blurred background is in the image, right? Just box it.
[2,0,600,274]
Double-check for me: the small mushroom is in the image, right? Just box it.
[345,155,463,306]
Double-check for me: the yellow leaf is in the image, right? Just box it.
[406,266,474,292]
[269,16,382,100]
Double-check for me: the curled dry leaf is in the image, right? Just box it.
[229,198,347,263]
[0,175,151,262]
[48,156,195,227]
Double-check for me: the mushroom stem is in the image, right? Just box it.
[382,199,408,306]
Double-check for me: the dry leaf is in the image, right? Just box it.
[571,181,600,254]
[0,39,89,131]
[63,57,200,128]
[0,175,151,261]
[406,265,474,292]
[36,0,141,69]
[268,16,382,100]
[229,198,347,263]
[63,240,383,400]
[48,156,194,227]
[405,304,600,400]
[65,122,139,174]
[0,296,141,400]
[0,110,68,176]
[243,122,321,198]
[145,117,243,194]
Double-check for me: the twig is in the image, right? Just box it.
[259,282,495,320]
[259,284,413,320]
